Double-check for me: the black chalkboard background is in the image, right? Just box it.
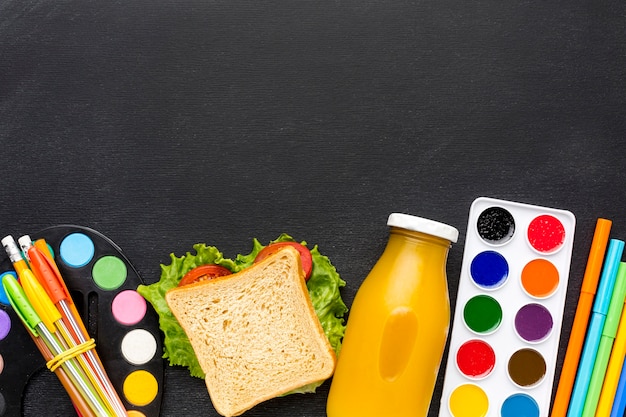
[1,0,626,416]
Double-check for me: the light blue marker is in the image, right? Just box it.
[567,239,625,417]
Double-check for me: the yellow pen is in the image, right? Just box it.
[19,269,112,416]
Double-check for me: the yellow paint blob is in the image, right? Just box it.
[127,411,147,417]
[449,384,489,417]
[123,370,158,406]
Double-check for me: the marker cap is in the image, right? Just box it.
[2,274,41,336]
[603,263,626,337]
[594,240,625,314]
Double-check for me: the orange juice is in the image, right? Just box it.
[327,213,458,417]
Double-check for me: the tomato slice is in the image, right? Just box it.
[178,264,232,287]
[254,241,313,280]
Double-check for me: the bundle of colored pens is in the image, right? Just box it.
[551,218,626,417]
[1,235,127,417]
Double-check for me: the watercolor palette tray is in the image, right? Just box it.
[439,197,576,417]
[0,225,164,417]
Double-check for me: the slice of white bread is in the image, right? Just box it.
[165,246,336,417]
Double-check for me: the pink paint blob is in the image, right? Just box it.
[112,290,147,326]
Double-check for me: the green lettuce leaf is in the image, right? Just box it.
[137,243,237,377]
[137,234,348,389]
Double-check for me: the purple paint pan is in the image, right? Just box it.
[515,303,554,343]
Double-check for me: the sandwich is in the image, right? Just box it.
[165,246,336,417]
[137,234,347,414]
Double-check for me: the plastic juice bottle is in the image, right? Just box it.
[327,213,458,417]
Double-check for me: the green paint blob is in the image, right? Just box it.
[92,255,127,290]
[463,295,502,334]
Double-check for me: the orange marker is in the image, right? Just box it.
[550,218,612,417]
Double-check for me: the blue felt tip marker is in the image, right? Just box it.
[567,239,625,417]
[611,360,626,417]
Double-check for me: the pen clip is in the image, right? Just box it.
[2,274,41,336]
[20,269,61,333]
[19,236,69,304]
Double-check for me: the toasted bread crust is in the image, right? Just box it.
[165,246,336,417]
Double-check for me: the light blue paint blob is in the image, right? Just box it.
[59,233,95,268]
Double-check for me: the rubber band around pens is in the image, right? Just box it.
[46,338,96,372]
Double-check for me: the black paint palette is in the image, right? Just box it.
[439,197,576,417]
[0,225,164,417]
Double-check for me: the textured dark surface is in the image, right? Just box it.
[1,0,626,415]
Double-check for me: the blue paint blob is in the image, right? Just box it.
[0,271,16,306]
[501,393,539,417]
[60,233,95,268]
[470,250,509,289]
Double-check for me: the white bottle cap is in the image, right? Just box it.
[387,213,459,243]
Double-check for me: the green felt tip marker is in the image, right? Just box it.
[582,262,626,417]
